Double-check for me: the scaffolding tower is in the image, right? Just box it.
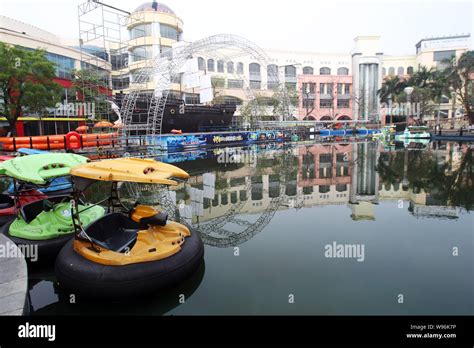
[77,0,145,124]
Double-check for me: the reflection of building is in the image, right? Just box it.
[409,203,460,219]
[347,142,380,220]
[168,141,468,226]
[349,142,380,203]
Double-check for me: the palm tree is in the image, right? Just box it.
[428,70,450,124]
[407,66,434,88]
[377,75,406,103]
[442,51,474,124]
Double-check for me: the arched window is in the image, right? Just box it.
[237,62,244,74]
[249,63,261,80]
[407,66,414,75]
[397,67,404,75]
[227,62,234,74]
[267,64,279,78]
[222,96,243,105]
[217,60,224,73]
[320,67,331,75]
[267,64,279,89]
[285,65,296,78]
[198,57,205,71]
[207,59,215,72]
[382,67,386,75]
[388,67,395,75]
[337,67,349,75]
[303,66,314,75]
[319,185,330,194]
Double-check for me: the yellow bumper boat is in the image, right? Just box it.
[54,158,204,299]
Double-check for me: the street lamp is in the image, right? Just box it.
[404,87,414,127]
[387,93,393,125]
[450,87,456,129]
[303,84,311,118]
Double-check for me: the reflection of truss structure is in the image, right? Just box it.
[197,184,286,248]
[154,148,295,248]
[120,34,292,139]
[116,31,295,244]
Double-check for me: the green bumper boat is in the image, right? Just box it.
[9,198,104,241]
[0,153,105,261]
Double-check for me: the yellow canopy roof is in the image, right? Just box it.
[70,158,189,185]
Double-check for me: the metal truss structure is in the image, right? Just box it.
[78,1,145,122]
[120,34,292,140]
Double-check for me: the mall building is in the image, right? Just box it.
[0,1,471,136]
[0,15,111,136]
[111,2,473,124]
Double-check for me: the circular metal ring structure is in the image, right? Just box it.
[119,34,294,247]
[120,34,291,141]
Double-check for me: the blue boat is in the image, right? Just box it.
[17,148,48,155]
[320,129,353,136]
[356,128,382,135]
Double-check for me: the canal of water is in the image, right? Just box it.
[17,140,474,315]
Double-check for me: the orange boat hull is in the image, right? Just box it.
[0,132,118,151]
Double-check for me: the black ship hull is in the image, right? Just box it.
[161,102,236,133]
[115,95,236,134]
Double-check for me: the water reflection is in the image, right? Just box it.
[154,141,472,247]
[23,140,473,315]
[29,261,205,315]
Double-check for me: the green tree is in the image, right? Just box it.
[429,69,450,119]
[239,94,271,126]
[0,43,62,135]
[442,51,474,124]
[210,76,226,104]
[272,85,298,120]
[377,75,406,103]
[70,69,112,122]
[407,66,434,88]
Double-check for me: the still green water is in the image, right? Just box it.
[24,140,473,315]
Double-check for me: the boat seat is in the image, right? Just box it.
[84,213,139,253]
[20,196,69,223]
[140,212,168,227]
[0,194,14,210]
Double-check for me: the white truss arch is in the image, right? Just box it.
[120,34,291,140]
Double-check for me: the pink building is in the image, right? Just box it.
[297,74,353,121]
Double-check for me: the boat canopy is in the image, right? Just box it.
[0,153,88,184]
[70,158,190,186]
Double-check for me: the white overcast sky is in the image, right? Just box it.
[1,0,473,55]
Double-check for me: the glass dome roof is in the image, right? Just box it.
[134,2,175,15]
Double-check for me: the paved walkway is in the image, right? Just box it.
[0,233,28,315]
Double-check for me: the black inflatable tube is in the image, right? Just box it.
[0,220,74,262]
[0,214,15,227]
[55,229,204,299]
